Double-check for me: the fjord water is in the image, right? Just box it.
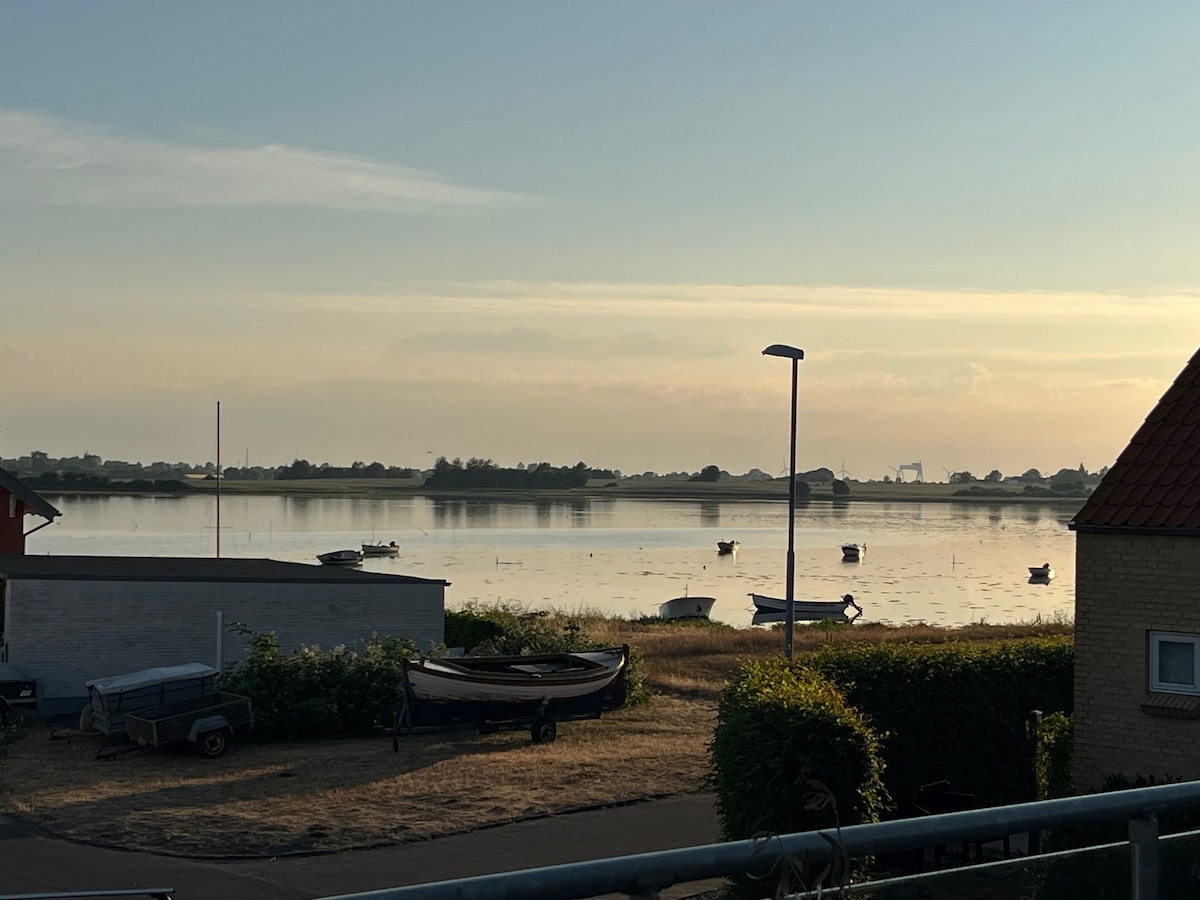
[28,494,1077,628]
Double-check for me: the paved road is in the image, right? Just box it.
[0,795,725,900]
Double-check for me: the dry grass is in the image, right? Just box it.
[0,619,1069,858]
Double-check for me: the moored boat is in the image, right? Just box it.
[659,594,717,621]
[749,592,862,622]
[1028,563,1054,580]
[717,540,739,554]
[317,549,364,566]
[362,541,400,557]
[841,543,865,561]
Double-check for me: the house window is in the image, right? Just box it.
[1149,632,1200,694]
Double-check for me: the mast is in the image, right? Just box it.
[216,400,221,559]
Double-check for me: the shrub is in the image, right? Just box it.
[710,659,888,843]
[806,636,1073,811]
[1034,712,1073,800]
[220,627,417,741]
[445,601,592,655]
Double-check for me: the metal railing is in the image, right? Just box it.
[315,780,1200,900]
[0,891,174,900]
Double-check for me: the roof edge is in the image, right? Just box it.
[1069,523,1200,537]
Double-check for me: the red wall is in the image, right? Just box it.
[0,495,27,555]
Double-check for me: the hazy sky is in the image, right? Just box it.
[4,2,1200,479]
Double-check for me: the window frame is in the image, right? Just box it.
[1149,631,1200,695]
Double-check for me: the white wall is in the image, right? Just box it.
[6,577,444,706]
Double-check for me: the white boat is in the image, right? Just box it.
[841,543,865,560]
[659,595,717,621]
[403,648,627,704]
[749,592,863,622]
[1028,563,1054,580]
[317,549,364,566]
[362,541,400,557]
[717,540,739,554]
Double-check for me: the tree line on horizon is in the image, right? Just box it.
[2,450,1109,489]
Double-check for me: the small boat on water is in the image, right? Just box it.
[749,592,863,623]
[317,549,364,566]
[403,647,628,704]
[1028,563,1054,581]
[841,543,865,561]
[717,540,740,554]
[659,594,718,621]
[362,541,400,557]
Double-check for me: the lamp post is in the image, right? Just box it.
[762,343,804,659]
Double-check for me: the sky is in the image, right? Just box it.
[3,1,1200,480]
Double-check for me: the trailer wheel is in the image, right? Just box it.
[530,717,557,744]
[197,729,228,758]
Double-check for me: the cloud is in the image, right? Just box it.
[387,327,732,359]
[0,110,522,211]
[246,280,1200,324]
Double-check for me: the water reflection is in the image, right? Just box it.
[30,494,1078,628]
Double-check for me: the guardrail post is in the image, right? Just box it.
[1129,814,1159,900]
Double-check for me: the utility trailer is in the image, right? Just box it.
[79,663,221,736]
[123,691,254,759]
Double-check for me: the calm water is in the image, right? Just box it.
[27,494,1078,628]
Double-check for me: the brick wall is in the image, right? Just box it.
[5,577,445,706]
[1074,532,1200,790]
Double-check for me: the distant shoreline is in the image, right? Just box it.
[40,477,1090,507]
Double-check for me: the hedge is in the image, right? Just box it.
[807,636,1073,811]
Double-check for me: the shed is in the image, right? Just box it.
[0,555,447,714]
[1069,346,1200,789]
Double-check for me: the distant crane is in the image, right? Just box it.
[895,461,924,483]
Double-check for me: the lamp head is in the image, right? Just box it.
[762,344,804,360]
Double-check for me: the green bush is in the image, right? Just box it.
[220,627,417,741]
[1034,712,1073,800]
[710,659,888,844]
[444,602,592,654]
[807,636,1073,811]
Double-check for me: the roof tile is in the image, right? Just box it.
[1073,347,1200,530]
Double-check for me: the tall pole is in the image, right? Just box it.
[785,358,798,659]
[762,343,804,660]
[217,400,222,556]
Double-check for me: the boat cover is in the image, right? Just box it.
[86,662,219,696]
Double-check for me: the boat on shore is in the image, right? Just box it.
[317,549,364,566]
[362,541,400,557]
[749,592,863,623]
[659,594,717,621]
[403,647,628,704]
[717,540,739,554]
[841,543,865,561]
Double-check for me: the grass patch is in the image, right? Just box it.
[0,613,1069,857]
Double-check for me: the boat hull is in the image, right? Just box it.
[404,648,627,705]
[749,593,862,622]
[717,541,739,554]
[362,543,400,557]
[317,550,363,566]
[659,596,717,620]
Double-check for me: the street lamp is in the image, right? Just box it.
[762,343,804,659]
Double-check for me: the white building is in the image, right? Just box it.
[0,555,447,714]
